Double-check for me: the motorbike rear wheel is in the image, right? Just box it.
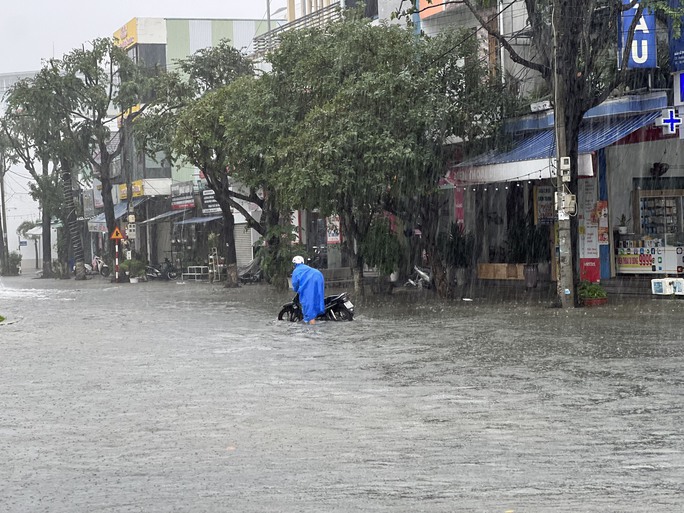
[278,306,302,322]
[165,270,178,280]
[327,306,354,321]
[100,266,111,278]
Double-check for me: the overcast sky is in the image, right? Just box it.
[1,0,287,74]
[1,0,286,256]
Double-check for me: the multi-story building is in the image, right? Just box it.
[253,1,684,286]
[84,17,286,269]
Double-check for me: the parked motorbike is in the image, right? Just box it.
[145,258,178,281]
[238,256,263,284]
[278,292,354,322]
[404,265,431,289]
[92,256,110,277]
[306,246,328,269]
[72,255,110,277]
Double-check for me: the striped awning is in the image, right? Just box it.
[87,198,146,233]
[449,112,661,184]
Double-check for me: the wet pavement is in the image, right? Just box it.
[1,275,683,512]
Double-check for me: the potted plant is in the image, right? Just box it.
[120,258,146,283]
[578,281,608,306]
[617,214,629,235]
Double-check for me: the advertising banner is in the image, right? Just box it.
[534,185,555,225]
[669,1,684,71]
[201,189,222,215]
[171,181,195,210]
[579,177,600,281]
[118,180,144,199]
[326,215,341,244]
[616,241,666,273]
[419,0,446,20]
[618,0,657,69]
[93,179,104,209]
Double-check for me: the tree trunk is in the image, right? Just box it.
[39,160,54,278]
[100,156,116,258]
[61,158,87,280]
[40,207,53,278]
[352,250,365,297]
[222,209,239,288]
[0,166,7,276]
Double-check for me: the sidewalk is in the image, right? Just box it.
[328,271,668,304]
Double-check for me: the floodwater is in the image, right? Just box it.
[1,275,683,512]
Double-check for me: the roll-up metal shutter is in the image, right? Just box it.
[234,224,253,267]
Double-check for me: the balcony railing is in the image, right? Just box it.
[251,3,342,58]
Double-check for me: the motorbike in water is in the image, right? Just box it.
[145,258,179,281]
[278,292,355,322]
[404,265,431,289]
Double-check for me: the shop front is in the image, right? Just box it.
[448,103,665,283]
[614,181,684,275]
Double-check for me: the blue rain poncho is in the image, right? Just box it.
[291,263,325,322]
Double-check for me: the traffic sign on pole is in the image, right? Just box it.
[110,227,124,240]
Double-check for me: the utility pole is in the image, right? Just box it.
[552,3,575,308]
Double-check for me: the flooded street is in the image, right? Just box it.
[1,275,683,512]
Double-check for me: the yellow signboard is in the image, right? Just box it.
[119,180,144,200]
[113,18,138,50]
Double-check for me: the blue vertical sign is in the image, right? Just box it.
[669,1,684,71]
[675,72,684,106]
[618,0,657,69]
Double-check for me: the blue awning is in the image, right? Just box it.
[174,215,222,225]
[461,112,660,167]
[87,198,146,233]
[449,112,660,184]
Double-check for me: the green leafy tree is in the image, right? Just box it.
[399,0,684,305]
[270,16,510,295]
[139,40,257,287]
[2,74,64,278]
[4,39,149,280]
[216,75,295,288]
[55,38,149,248]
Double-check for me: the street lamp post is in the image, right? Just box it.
[266,1,288,52]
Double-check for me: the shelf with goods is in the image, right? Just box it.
[637,193,682,237]
[616,190,684,274]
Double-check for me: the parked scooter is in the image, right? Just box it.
[238,256,263,284]
[145,258,179,281]
[92,256,110,277]
[404,265,431,289]
[278,292,354,322]
[73,255,110,277]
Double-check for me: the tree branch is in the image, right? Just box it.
[461,0,548,77]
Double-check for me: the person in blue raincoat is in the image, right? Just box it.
[291,255,325,324]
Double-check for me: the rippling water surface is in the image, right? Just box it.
[1,277,682,512]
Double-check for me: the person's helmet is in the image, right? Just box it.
[292,255,305,265]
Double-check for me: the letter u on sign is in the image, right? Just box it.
[618,1,657,69]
